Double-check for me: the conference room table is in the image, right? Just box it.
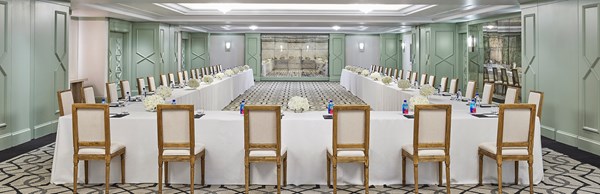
[51,81,543,186]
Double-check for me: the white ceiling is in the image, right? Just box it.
[71,0,521,33]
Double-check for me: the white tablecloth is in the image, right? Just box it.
[51,95,543,185]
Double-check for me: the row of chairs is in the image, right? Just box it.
[483,67,520,95]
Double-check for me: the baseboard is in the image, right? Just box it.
[556,130,578,147]
[0,128,32,150]
[541,125,556,140]
[577,136,600,156]
[33,120,57,139]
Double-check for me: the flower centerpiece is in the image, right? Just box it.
[287,96,310,113]
[143,95,165,112]
[224,69,234,76]
[398,79,411,90]
[243,65,250,70]
[202,75,214,84]
[369,72,382,81]
[187,79,200,89]
[381,76,393,85]
[409,95,430,111]
[233,67,241,74]
[420,85,435,97]
[215,72,225,80]
[156,86,172,99]
[354,67,363,73]
[361,69,370,76]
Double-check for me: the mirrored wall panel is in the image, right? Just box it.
[261,34,329,78]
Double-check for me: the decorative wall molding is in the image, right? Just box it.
[245,33,260,81]
[329,34,345,81]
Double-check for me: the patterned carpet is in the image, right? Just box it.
[223,82,366,111]
[2,144,600,193]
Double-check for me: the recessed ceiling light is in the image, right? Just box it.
[485,25,495,29]
[249,25,258,30]
[218,8,231,14]
[177,3,410,12]
[332,26,341,31]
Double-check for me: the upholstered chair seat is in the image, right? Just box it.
[401,145,446,156]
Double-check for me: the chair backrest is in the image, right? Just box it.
[371,65,375,72]
[413,104,451,155]
[168,73,176,84]
[83,87,95,104]
[332,105,370,155]
[57,90,74,116]
[147,76,157,92]
[511,69,520,86]
[501,68,509,83]
[428,75,436,86]
[244,105,282,156]
[196,69,202,78]
[72,104,110,155]
[449,79,458,94]
[120,80,131,98]
[384,68,390,75]
[497,104,536,154]
[201,67,207,76]
[481,83,494,104]
[504,87,519,104]
[410,72,417,83]
[492,68,499,81]
[106,82,118,103]
[440,77,448,92]
[420,74,427,86]
[191,69,198,79]
[527,91,544,119]
[465,81,476,99]
[157,105,195,155]
[160,75,168,86]
[392,69,398,79]
[219,65,223,72]
[483,67,490,82]
[137,78,146,95]
[177,72,185,84]
[183,71,189,82]
[397,69,403,79]
[378,66,384,73]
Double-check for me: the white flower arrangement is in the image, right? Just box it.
[370,72,382,81]
[381,76,393,85]
[202,75,214,84]
[361,70,370,76]
[409,95,430,110]
[187,79,200,89]
[398,79,411,90]
[243,65,250,70]
[420,85,435,96]
[215,72,225,80]
[287,96,310,112]
[156,86,172,99]
[353,68,363,74]
[143,95,165,112]
[224,69,234,76]
[233,67,241,74]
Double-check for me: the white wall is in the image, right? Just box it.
[72,18,109,96]
[402,33,412,72]
[209,34,245,69]
[345,35,380,69]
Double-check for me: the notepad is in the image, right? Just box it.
[194,114,205,119]
[323,115,333,119]
[403,115,414,119]
[110,113,129,118]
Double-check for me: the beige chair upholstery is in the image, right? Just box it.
[410,72,418,84]
[147,76,157,92]
[183,71,189,82]
[219,65,223,72]
[402,104,452,194]
[106,83,119,103]
[327,105,370,194]
[478,104,537,194]
[201,68,207,76]
[440,77,448,92]
[449,79,458,94]
[177,72,185,84]
[168,73,176,85]
[160,75,168,86]
[244,105,287,194]
[191,69,198,79]
[465,81,476,99]
[398,70,404,80]
[527,91,544,119]
[137,78,146,95]
[482,83,495,104]
[504,87,519,104]
[120,80,131,98]
[196,69,202,78]
[420,74,427,86]
[57,90,74,116]
[83,87,95,104]
[157,105,205,194]
[428,75,436,86]
[72,104,126,194]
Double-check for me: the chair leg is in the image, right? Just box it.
[277,163,281,194]
[514,161,519,185]
[158,161,163,194]
[164,162,169,184]
[332,161,338,194]
[73,159,79,193]
[478,153,483,186]
[497,162,503,194]
[245,162,250,194]
[105,160,110,194]
[445,161,451,194]
[528,160,534,194]
[326,156,331,187]
[413,163,419,194]
[201,154,206,186]
[121,154,126,184]
[283,156,288,186]
[438,161,443,186]
[364,161,369,194]
[84,160,89,184]
[190,159,195,194]
[402,155,406,187]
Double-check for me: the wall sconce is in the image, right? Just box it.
[401,42,406,52]
[225,41,231,52]
[467,35,476,52]
[358,42,365,52]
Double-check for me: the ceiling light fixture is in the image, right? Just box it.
[177,3,410,13]
[332,26,341,31]
[485,25,495,29]
[249,25,258,30]
[218,8,231,14]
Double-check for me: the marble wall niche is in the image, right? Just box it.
[261,34,329,78]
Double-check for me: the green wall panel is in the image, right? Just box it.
[244,33,261,81]
[329,34,345,82]
[190,32,209,69]
[132,23,159,91]
[380,34,400,69]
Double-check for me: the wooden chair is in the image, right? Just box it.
[527,91,544,119]
[384,68,390,76]
[120,80,131,98]
[448,79,459,94]
[83,86,95,104]
[57,90,74,116]
[244,105,287,194]
[72,104,126,194]
[168,73,176,85]
[105,82,119,103]
[157,104,206,194]
[492,68,501,95]
[196,69,202,78]
[478,104,537,194]
[201,67,208,76]
[511,69,520,87]
[191,69,198,80]
[147,76,157,92]
[481,83,495,104]
[402,104,452,194]
[160,75,169,87]
[465,81,477,99]
[378,66,383,73]
[410,72,417,84]
[183,71,190,82]
[419,73,427,86]
[137,78,146,96]
[483,67,491,83]
[177,72,185,84]
[505,87,520,104]
[439,77,448,93]
[428,75,436,87]
[397,69,403,80]
[327,105,370,194]
[500,69,510,94]
[219,65,223,73]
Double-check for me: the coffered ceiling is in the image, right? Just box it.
[71,0,521,33]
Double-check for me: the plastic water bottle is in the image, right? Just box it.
[475,93,480,106]
[171,99,176,105]
[101,98,106,104]
[327,100,334,114]
[470,99,477,113]
[240,100,245,115]
[402,100,409,115]
[457,89,462,101]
